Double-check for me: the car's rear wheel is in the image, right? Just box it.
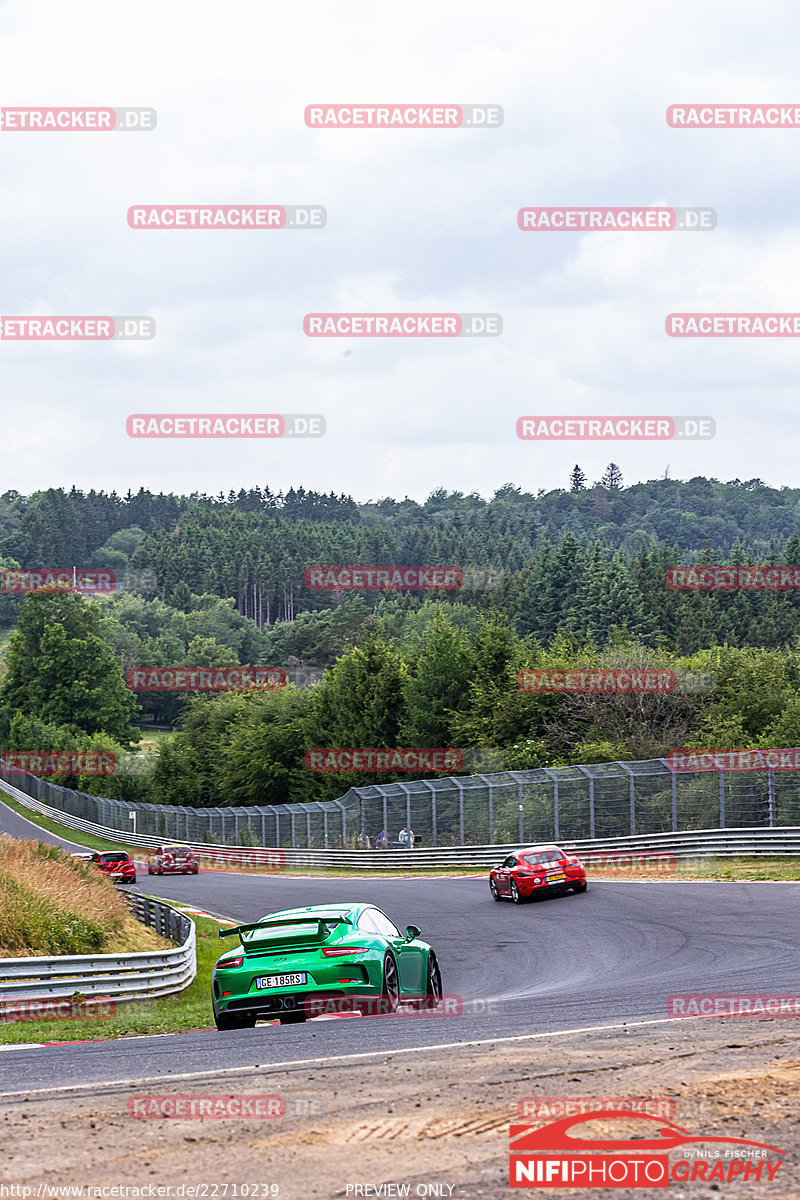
[381,952,399,1013]
[572,881,588,893]
[147,864,154,875]
[215,1010,256,1030]
[423,952,443,1009]
[510,879,524,904]
[489,878,501,901]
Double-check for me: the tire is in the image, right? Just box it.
[147,864,153,875]
[192,867,198,874]
[214,1010,256,1030]
[489,878,501,901]
[573,881,588,893]
[279,1011,307,1025]
[510,879,524,904]
[422,952,443,1009]
[381,952,400,1014]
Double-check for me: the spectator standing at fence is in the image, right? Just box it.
[375,829,389,850]
[358,831,371,850]
[397,827,408,847]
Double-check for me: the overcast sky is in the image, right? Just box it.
[1,0,799,503]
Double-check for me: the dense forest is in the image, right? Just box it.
[1,472,800,809]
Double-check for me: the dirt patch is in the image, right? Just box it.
[2,1018,800,1197]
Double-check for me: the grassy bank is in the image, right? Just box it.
[0,912,221,1045]
[0,836,167,956]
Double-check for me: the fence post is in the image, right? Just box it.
[323,807,329,848]
[719,770,725,829]
[476,775,494,843]
[452,777,465,844]
[618,762,635,835]
[542,769,560,840]
[332,799,347,847]
[672,773,678,831]
[422,781,437,847]
[576,766,595,839]
[768,770,776,827]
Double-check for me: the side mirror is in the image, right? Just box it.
[405,924,422,941]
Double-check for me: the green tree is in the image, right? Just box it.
[1,591,138,742]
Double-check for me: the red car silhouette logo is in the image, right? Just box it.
[510,1110,783,1155]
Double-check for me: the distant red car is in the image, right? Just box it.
[147,845,199,876]
[489,844,586,904]
[95,851,137,885]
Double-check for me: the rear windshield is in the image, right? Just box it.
[523,851,564,867]
[98,853,129,864]
[165,846,192,855]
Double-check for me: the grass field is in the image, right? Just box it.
[0,837,167,957]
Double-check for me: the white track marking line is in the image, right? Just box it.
[0,1043,44,1051]
[0,1014,715,1099]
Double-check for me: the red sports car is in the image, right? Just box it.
[95,851,137,885]
[147,845,199,875]
[489,844,586,904]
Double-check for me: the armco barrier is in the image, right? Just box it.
[8,753,800,849]
[0,894,196,1008]
[2,775,800,866]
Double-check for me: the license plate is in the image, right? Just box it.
[546,872,565,883]
[256,972,307,989]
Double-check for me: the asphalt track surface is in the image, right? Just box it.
[1,798,800,1097]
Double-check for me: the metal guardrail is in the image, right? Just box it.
[8,752,800,849]
[0,893,196,1009]
[2,776,800,866]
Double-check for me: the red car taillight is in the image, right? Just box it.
[322,947,370,956]
[218,956,243,969]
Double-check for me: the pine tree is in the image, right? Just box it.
[569,465,587,492]
[601,463,623,491]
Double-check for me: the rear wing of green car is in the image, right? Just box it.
[219,913,352,940]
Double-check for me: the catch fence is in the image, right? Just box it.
[2,756,799,849]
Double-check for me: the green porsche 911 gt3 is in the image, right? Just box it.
[212,903,443,1029]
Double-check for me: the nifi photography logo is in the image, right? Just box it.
[509,1109,784,1188]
